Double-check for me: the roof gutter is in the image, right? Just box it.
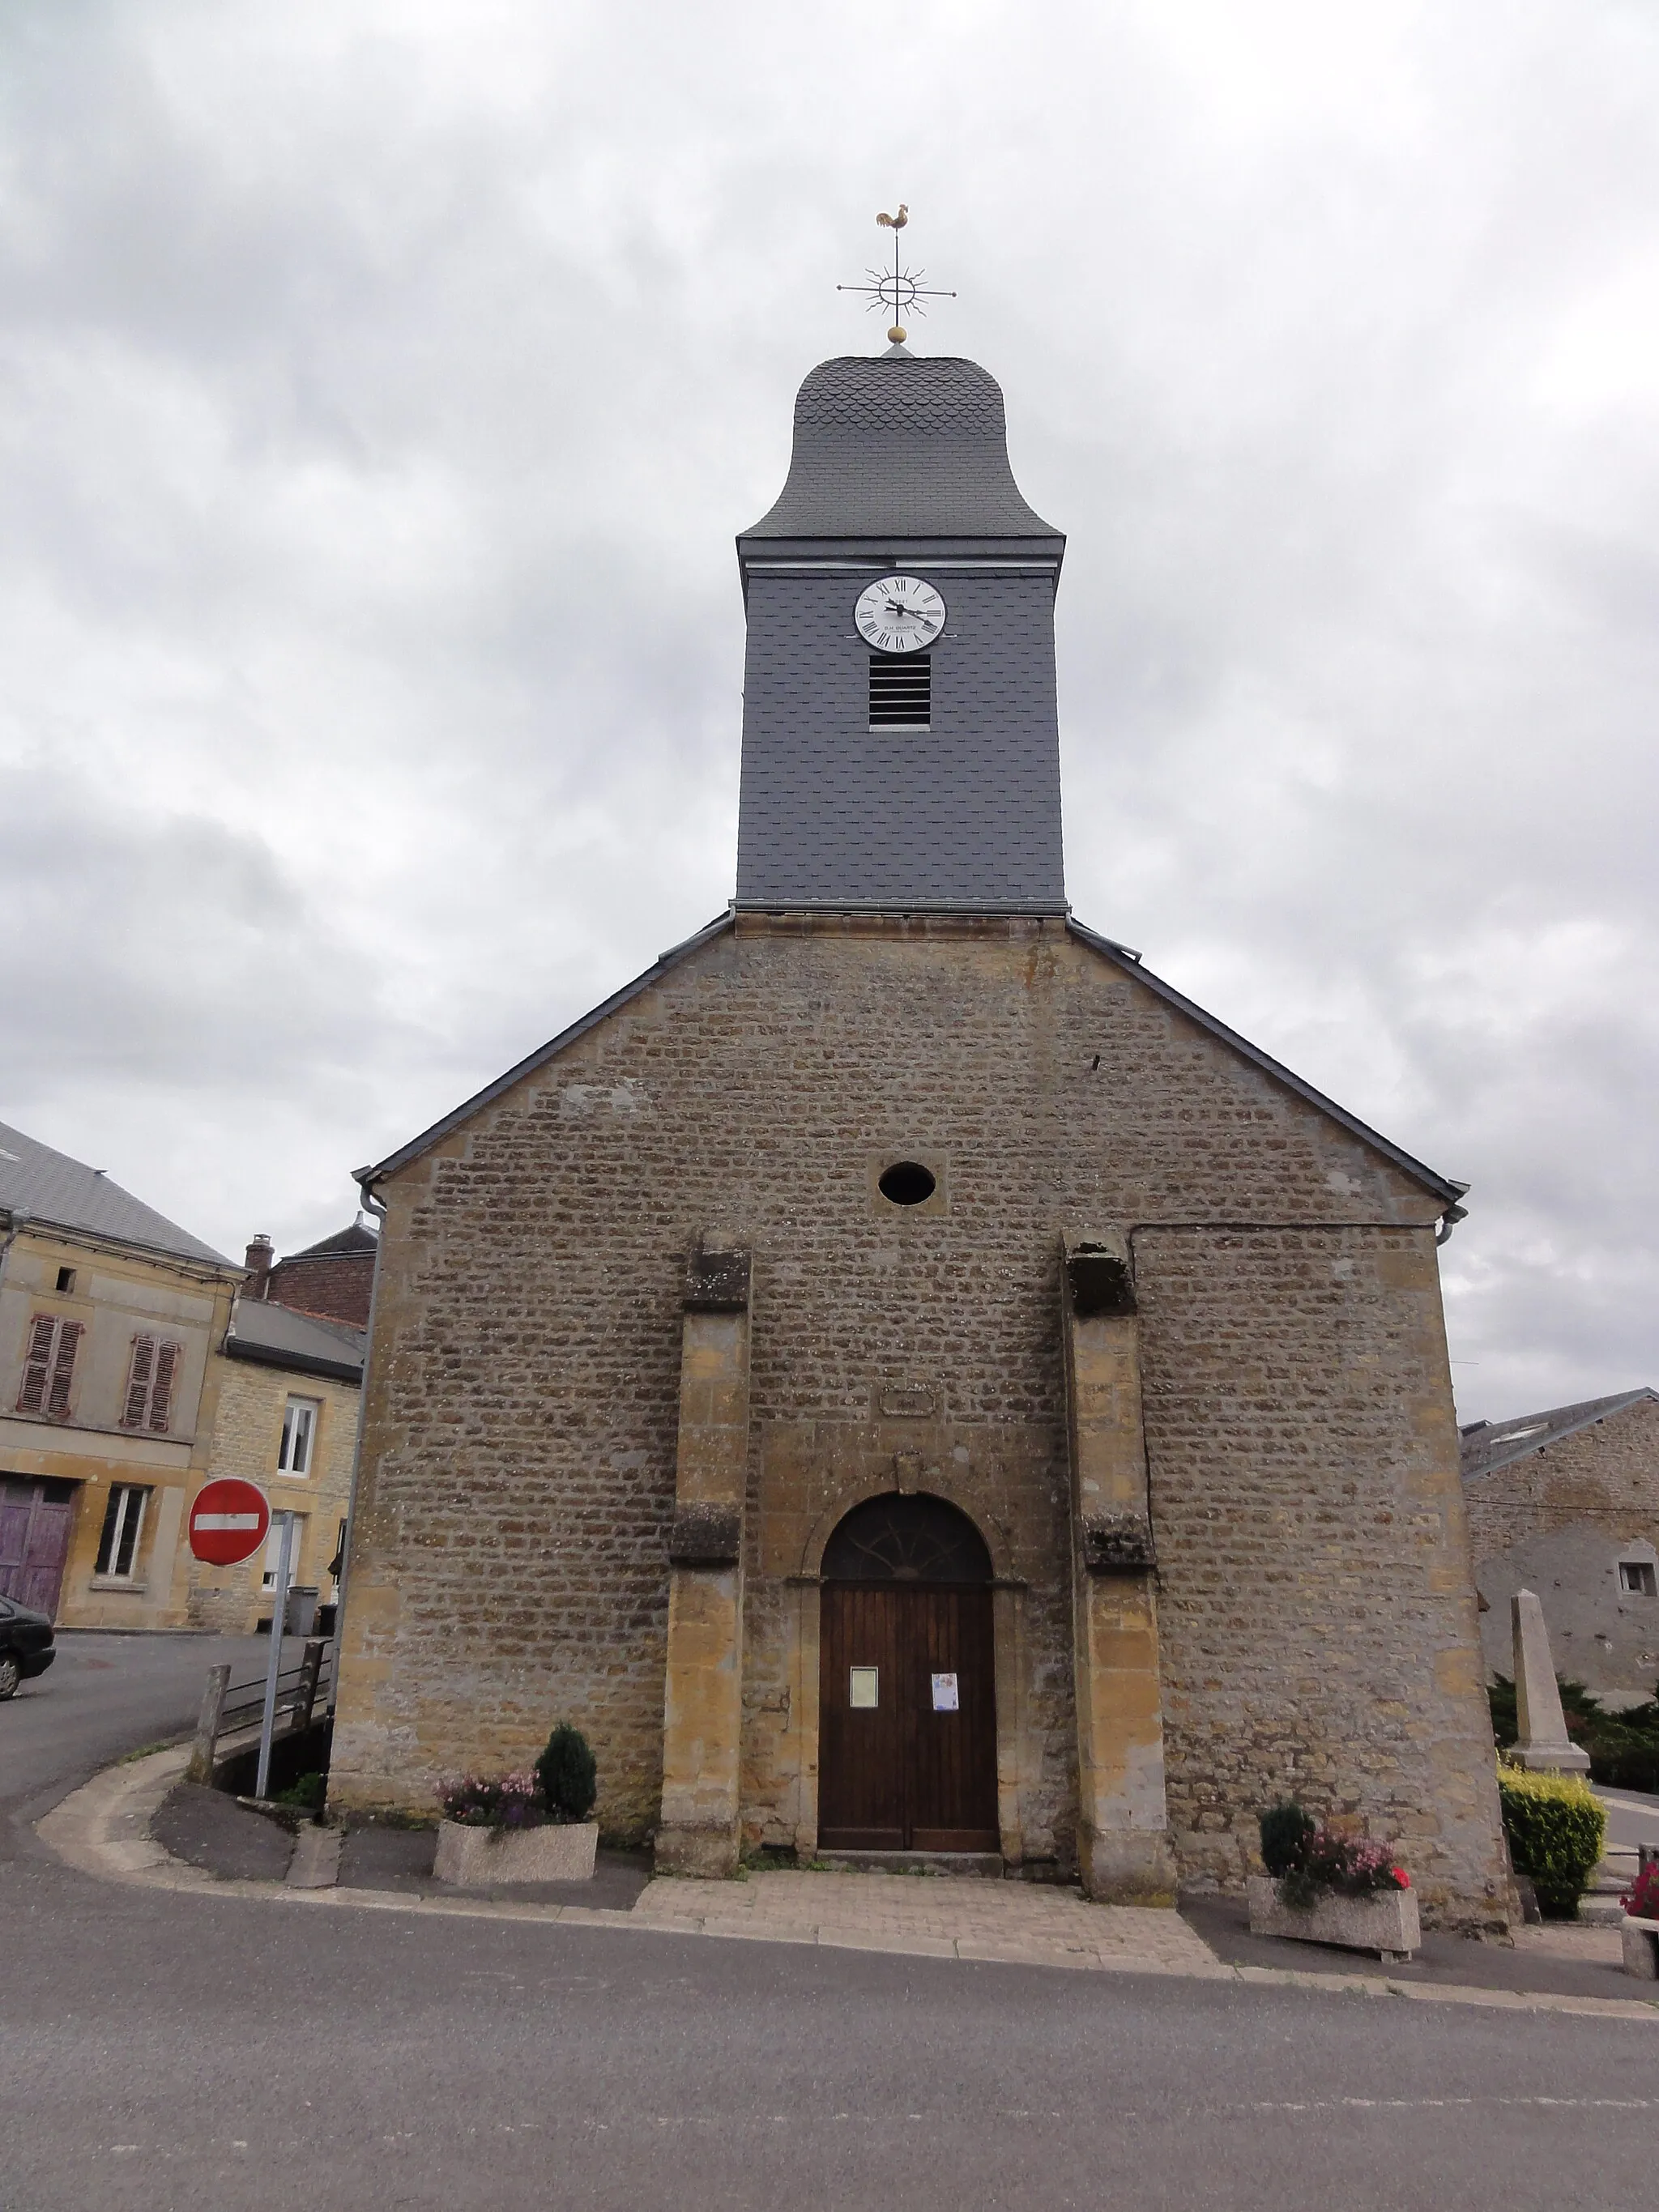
[220,1335,364,1386]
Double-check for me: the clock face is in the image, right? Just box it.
[855,574,946,654]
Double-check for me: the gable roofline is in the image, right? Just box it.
[1460,1387,1659,1482]
[355,906,1471,1208]
[1064,917,1469,1209]
[356,913,736,1196]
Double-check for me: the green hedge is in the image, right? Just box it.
[1496,1765,1607,1919]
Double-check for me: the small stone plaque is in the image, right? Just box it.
[849,1666,879,1709]
[881,1385,936,1419]
[931,1673,959,1712]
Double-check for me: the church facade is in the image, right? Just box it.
[330,347,1509,1924]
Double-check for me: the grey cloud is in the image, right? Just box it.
[1,0,1656,1425]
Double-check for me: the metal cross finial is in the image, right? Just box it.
[838,205,956,347]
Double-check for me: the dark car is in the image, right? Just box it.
[0,1595,56,1698]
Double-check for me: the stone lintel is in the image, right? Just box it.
[684,1244,751,1313]
[1080,1508,1157,1575]
[667,1501,743,1566]
[1065,1230,1137,1320]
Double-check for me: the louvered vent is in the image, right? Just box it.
[868,653,931,727]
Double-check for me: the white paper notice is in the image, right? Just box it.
[849,1666,879,1709]
[931,1673,959,1711]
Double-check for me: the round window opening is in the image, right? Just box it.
[879,1160,937,1208]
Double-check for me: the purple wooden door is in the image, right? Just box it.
[0,1478,75,1617]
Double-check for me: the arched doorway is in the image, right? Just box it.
[817,1493,1000,1853]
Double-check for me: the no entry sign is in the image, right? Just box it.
[188,1477,271,1567]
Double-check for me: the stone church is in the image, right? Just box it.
[331,340,1509,1924]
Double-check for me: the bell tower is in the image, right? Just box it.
[734,348,1068,914]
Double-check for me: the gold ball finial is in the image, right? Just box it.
[889,324,906,343]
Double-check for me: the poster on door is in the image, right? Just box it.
[931,1672,959,1711]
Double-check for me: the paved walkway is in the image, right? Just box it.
[33,1746,1659,2019]
[631,1869,1226,1974]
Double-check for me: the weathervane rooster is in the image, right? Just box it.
[839,204,953,347]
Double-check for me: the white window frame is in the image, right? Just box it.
[277,1396,319,1477]
[95,1485,150,1580]
[1618,1558,1657,1597]
[261,1514,307,1591]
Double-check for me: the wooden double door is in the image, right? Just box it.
[0,1477,75,1617]
[818,1581,999,1852]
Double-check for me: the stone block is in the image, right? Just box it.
[1246,1873,1421,1958]
[653,1822,742,1879]
[1621,1915,1659,1980]
[433,1819,599,1886]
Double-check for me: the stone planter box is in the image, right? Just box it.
[433,1818,598,1886]
[1621,1916,1659,1980]
[1247,1874,1421,1961]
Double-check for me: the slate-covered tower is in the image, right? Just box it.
[736,352,1067,914]
[331,335,1510,1929]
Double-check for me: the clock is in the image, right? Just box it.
[855,574,946,654]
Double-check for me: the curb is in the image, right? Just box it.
[35,1750,1659,2022]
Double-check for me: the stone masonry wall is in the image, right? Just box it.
[1465,1397,1659,1697]
[331,914,1505,1917]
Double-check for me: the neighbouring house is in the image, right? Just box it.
[1462,1388,1659,1707]
[185,1237,367,1634]
[331,336,1507,1926]
[0,1119,241,1627]
[241,1220,377,1328]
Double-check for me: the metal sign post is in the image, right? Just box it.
[254,1511,295,1801]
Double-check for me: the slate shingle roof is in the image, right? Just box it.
[0,1118,232,1267]
[223,1297,365,1383]
[284,1221,377,1262]
[740,355,1060,542]
[1459,1387,1658,1481]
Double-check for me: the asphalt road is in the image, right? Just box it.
[1,1630,271,1823]
[3,1643,1657,2212]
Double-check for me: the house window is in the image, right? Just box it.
[1619,1560,1657,1597]
[121,1334,182,1433]
[262,1515,306,1590]
[96,1485,150,1579]
[55,1266,76,1294]
[15,1313,85,1421]
[277,1396,318,1476]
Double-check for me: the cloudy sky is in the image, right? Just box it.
[2,0,1655,1421]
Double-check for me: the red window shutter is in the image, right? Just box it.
[122,1335,156,1428]
[16,1314,57,1415]
[45,1319,83,1419]
[148,1341,180,1434]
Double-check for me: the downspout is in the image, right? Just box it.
[0,1208,31,1292]
[1436,1183,1472,1247]
[327,1179,388,1717]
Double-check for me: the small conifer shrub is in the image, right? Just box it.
[535,1723,598,1824]
[1260,1801,1316,1878]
